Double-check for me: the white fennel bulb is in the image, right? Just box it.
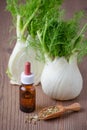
[7,38,44,85]
[41,54,83,100]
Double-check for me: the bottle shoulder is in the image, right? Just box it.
[20,84,35,91]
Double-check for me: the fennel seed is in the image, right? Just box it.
[39,106,59,118]
[25,115,40,124]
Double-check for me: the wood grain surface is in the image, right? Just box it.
[0,0,87,130]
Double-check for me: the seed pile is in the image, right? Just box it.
[25,115,39,124]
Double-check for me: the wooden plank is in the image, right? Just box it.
[0,0,87,130]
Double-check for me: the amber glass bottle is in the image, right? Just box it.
[19,62,35,113]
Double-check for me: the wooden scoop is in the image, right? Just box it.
[38,103,81,120]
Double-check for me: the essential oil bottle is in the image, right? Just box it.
[19,62,35,113]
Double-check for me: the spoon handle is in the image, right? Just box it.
[64,103,81,112]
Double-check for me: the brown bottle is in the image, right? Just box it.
[19,62,35,113]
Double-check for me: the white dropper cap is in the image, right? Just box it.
[21,62,34,85]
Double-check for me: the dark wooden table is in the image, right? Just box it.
[0,0,87,130]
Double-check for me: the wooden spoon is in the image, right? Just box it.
[38,103,81,120]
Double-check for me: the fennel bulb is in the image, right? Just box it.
[6,0,48,85]
[41,54,83,100]
[7,38,44,85]
[29,7,87,100]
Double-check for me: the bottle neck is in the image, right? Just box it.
[21,83,33,86]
